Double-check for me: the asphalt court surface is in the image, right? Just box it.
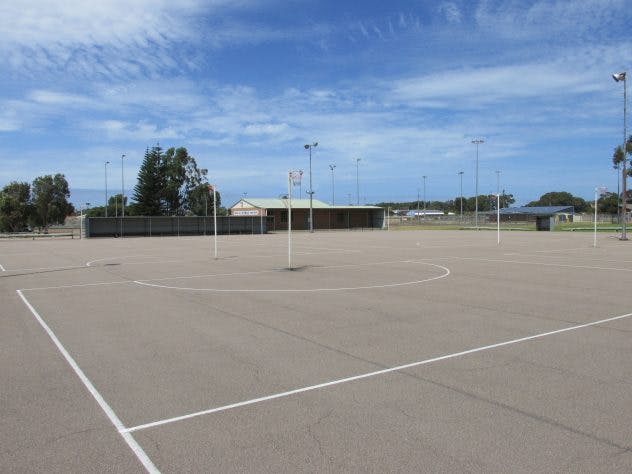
[1,230,631,472]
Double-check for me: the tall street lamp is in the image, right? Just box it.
[329,164,336,206]
[356,158,361,205]
[613,71,627,240]
[458,171,464,219]
[422,175,427,216]
[104,161,110,217]
[304,142,318,232]
[121,154,126,218]
[471,138,485,228]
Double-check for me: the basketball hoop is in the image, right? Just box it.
[289,171,302,186]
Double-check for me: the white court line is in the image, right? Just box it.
[132,262,450,293]
[16,290,159,473]
[440,255,632,272]
[1,264,85,273]
[20,260,434,291]
[123,311,632,434]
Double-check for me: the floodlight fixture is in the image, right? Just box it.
[613,72,626,82]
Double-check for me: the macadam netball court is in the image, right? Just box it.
[1,230,631,472]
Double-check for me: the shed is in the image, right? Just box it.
[229,198,385,230]
[497,206,575,231]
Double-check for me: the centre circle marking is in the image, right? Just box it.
[132,260,450,292]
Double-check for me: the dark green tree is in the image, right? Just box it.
[0,181,32,232]
[598,192,620,214]
[527,191,589,212]
[187,183,222,216]
[30,174,74,231]
[133,146,164,216]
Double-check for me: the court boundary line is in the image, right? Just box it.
[16,290,159,473]
[123,311,632,434]
[439,255,632,272]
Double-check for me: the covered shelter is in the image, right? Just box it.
[230,198,385,231]
[496,206,575,231]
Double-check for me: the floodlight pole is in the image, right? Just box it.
[104,161,110,218]
[213,185,218,258]
[121,154,125,238]
[304,143,317,232]
[422,175,427,217]
[329,164,336,206]
[288,173,293,269]
[458,171,464,220]
[472,139,484,229]
[356,158,361,206]
[613,72,627,240]
[496,194,500,245]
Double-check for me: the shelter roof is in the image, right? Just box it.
[498,206,574,216]
[230,198,382,210]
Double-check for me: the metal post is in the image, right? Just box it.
[458,171,464,220]
[304,143,317,232]
[497,194,500,245]
[472,139,484,229]
[356,158,361,206]
[213,185,218,259]
[104,161,109,217]
[613,72,627,239]
[496,170,501,195]
[121,154,125,238]
[329,164,336,206]
[288,173,293,269]
[594,188,598,248]
[422,175,427,217]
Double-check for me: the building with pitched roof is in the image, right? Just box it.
[230,198,385,231]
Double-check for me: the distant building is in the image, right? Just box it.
[229,198,385,230]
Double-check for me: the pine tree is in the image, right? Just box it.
[133,146,164,216]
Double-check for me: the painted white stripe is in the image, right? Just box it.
[441,255,632,272]
[0,263,6,271]
[133,265,450,293]
[123,311,632,434]
[2,265,85,273]
[16,290,159,473]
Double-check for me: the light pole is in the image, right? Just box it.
[458,171,464,219]
[355,158,361,206]
[472,139,485,228]
[613,71,627,240]
[329,164,336,206]
[121,154,126,218]
[304,142,318,232]
[104,161,110,217]
[422,175,427,217]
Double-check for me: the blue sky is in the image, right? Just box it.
[1,0,630,208]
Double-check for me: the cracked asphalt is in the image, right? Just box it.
[1,230,631,472]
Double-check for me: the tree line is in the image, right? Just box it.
[377,189,626,215]
[377,191,516,214]
[0,174,74,232]
[0,145,221,233]
[87,145,221,218]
